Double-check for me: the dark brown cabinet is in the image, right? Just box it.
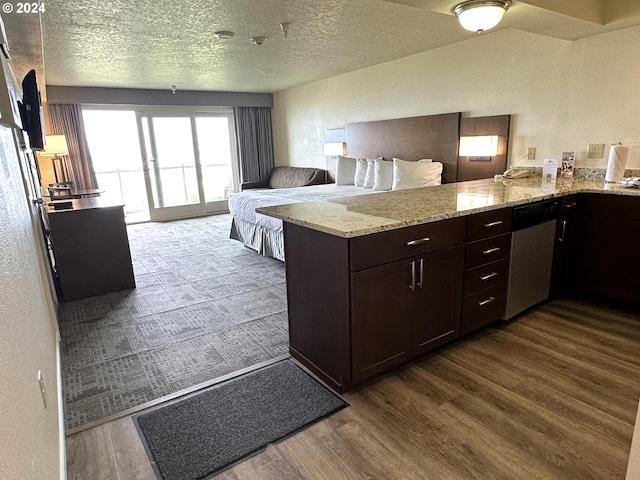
[461,208,512,334]
[47,198,136,301]
[281,190,640,394]
[351,245,464,384]
[284,216,465,392]
[576,194,640,305]
[551,194,580,297]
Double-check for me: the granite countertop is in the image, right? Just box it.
[256,177,640,238]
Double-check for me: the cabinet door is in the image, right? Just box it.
[551,195,579,297]
[412,245,464,355]
[351,259,413,384]
[577,195,640,304]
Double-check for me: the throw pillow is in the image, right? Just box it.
[336,156,357,185]
[373,158,394,191]
[363,158,377,189]
[392,159,443,190]
[354,158,368,187]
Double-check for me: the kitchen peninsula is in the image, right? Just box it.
[257,175,640,393]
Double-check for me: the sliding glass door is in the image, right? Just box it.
[84,107,238,223]
[137,109,238,221]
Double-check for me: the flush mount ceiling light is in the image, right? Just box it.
[214,31,235,40]
[453,0,511,33]
[251,36,268,45]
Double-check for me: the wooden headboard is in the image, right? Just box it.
[345,112,461,184]
[324,112,511,184]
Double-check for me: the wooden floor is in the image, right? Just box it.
[66,297,640,480]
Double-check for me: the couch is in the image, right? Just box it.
[241,166,326,190]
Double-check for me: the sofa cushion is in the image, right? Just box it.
[268,166,326,189]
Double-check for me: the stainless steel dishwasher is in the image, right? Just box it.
[503,199,559,320]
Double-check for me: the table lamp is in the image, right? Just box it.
[41,134,70,183]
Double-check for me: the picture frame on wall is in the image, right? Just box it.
[561,150,576,178]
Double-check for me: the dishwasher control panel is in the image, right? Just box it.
[512,199,559,231]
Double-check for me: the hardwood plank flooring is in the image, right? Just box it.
[66,297,640,479]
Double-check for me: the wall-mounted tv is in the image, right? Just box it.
[18,69,45,151]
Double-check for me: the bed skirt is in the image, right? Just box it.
[230,216,285,261]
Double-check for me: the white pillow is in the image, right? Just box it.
[392,159,443,190]
[354,158,368,187]
[362,159,376,189]
[392,157,433,163]
[336,156,357,185]
[373,159,394,191]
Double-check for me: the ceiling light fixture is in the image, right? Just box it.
[453,0,511,33]
[214,31,235,40]
[251,36,268,45]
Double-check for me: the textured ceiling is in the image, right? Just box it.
[3,0,640,94]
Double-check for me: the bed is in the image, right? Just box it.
[230,184,379,260]
[229,112,510,260]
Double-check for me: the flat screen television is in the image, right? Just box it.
[18,69,45,151]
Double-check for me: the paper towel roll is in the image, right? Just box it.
[605,145,630,182]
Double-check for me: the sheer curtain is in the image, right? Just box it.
[48,104,97,190]
[233,107,275,183]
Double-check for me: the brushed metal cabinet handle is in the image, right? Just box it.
[558,220,567,243]
[480,272,499,281]
[417,258,424,289]
[407,237,431,246]
[482,247,501,255]
[564,203,578,209]
[484,220,503,228]
[478,296,496,306]
[409,260,416,291]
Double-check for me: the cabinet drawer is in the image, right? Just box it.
[350,217,466,271]
[463,258,509,296]
[466,208,512,242]
[465,233,511,269]
[461,283,507,335]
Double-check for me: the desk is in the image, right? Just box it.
[46,197,136,301]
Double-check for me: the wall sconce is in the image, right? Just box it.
[459,135,498,161]
[323,142,346,157]
[453,0,511,33]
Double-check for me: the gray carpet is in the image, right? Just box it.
[134,360,347,480]
[59,214,289,431]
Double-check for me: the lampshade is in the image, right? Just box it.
[459,135,499,157]
[453,1,510,33]
[41,135,69,156]
[323,142,346,157]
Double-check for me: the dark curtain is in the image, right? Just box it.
[234,107,275,183]
[48,104,97,190]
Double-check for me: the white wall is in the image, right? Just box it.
[272,25,640,171]
[0,127,62,479]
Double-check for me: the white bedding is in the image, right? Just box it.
[229,183,377,232]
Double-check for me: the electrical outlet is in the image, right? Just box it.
[37,370,47,409]
[587,143,605,158]
[528,147,536,160]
